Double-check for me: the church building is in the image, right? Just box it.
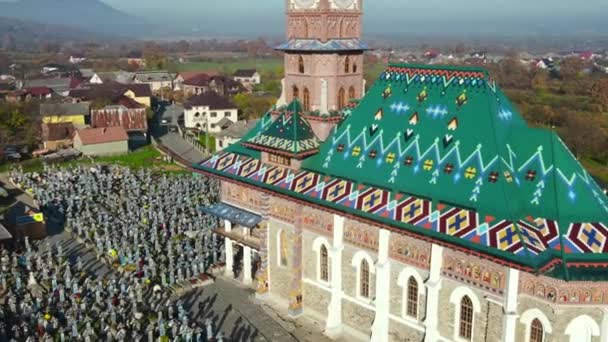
[195,1,608,342]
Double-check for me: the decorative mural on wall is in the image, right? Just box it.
[268,195,297,224]
[389,233,431,269]
[520,273,608,305]
[442,251,506,294]
[344,219,379,251]
[222,182,265,212]
[301,206,333,236]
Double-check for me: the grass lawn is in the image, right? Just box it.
[582,158,608,187]
[198,133,216,153]
[175,58,282,74]
[0,145,189,175]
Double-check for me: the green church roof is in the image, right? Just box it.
[241,100,321,159]
[197,63,608,278]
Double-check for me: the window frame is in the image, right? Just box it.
[449,286,481,342]
[277,229,288,267]
[521,308,553,342]
[298,56,305,74]
[458,296,474,340]
[406,276,419,318]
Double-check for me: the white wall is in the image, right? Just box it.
[184,106,238,133]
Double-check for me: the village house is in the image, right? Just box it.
[181,73,212,96]
[41,122,75,151]
[24,78,73,96]
[91,104,148,133]
[40,102,91,126]
[73,126,129,156]
[214,119,259,152]
[69,54,86,64]
[184,91,238,133]
[174,71,220,91]
[233,69,261,85]
[133,71,173,92]
[123,84,152,108]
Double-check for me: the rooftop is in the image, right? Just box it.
[43,122,75,141]
[184,91,236,110]
[40,102,91,116]
[75,126,128,145]
[216,120,260,139]
[275,38,370,52]
[241,100,321,159]
[197,63,608,279]
[234,69,258,78]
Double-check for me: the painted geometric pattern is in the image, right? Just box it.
[247,134,320,154]
[566,223,608,253]
[326,121,607,214]
[200,152,608,259]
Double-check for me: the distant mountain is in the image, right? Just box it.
[0,0,157,37]
[0,16,124,51]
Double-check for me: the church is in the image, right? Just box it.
[196,1,608,341]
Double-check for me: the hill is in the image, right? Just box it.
[0,0,155,37]
[0,17,125,50]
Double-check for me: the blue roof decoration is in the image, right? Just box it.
[275,38,370,52]
[201,202,262,228]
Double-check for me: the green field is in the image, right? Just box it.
[174,58,283,74]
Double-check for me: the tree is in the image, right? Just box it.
[590,78,608,112]
[0,53,9,74]
[559,57,584,81]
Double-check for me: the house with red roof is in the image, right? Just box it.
[73,126,128,156]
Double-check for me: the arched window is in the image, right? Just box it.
[406,276,418,318]
[292,85,299,99]
[348,86,355,100]
[530,319,544,342]
[278,230,288,267]
[194,112,200,118]
[303,87,311,111]
[338,87,346,110]
[360,259,370,298]
[320,245,329,282]
[459,296,474,340]
[345,56,350,73]
[353,63,358,73]
[298,56,305,74]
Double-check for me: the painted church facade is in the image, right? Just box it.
[196,1,608,342]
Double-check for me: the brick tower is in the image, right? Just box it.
[276,0,367,114]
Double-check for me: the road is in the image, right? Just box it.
[152,102,208,165]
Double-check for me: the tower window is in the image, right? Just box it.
[348,86,355,100]
[345,56,350,73]
[298,56,305,74]
[293,85,299,99]
[353,63,358,73]
[338,87,346,110]
[303,87,311,111]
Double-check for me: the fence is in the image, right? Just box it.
[178,125,209,155]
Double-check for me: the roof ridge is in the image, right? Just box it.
[387,63,491,75]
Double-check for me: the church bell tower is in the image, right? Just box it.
[276,0,367,114]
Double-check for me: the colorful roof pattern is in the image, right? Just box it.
[242,100,321,159]
[275,38,369,52]
[196,64,608,277]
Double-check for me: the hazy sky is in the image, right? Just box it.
[101,0,608,36]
